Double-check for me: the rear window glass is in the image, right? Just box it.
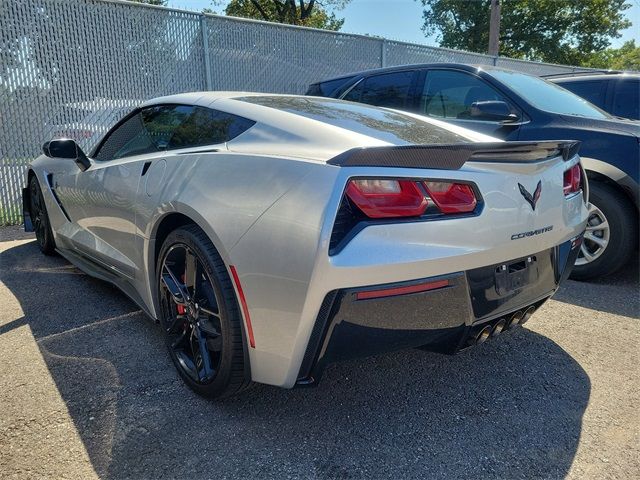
[236,96,470,145]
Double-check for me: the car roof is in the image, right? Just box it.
[548,72,640,82]
[136,92,495,161]
[140,91,278,107]
[312,63,488,84]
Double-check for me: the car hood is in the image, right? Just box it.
[558,115,640,139]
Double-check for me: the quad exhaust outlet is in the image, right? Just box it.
[464,301,540,349]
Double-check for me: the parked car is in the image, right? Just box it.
[24,93,587,398]
[308,64,639,280]
[546,72,640,121]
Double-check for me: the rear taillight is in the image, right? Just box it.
[423,181,477,214]
[346,179,427,218]
[345,178,478,219]
[563,164,582,196]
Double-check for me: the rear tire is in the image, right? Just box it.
[29,175,56,255]
[570,181,637,281]
[156,224,251,399]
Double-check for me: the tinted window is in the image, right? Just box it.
[612,79,640,120]
[489,69,610,119]
[169,107,255,149]
[95,105,193,161]
[237,95,471,145]
[308,77,354,97]
[344,71,414,108]
[557,80,607,110]
[95,105,255,160]
[421,70,509,121]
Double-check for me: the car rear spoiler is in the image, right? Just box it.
[327,140,580,170]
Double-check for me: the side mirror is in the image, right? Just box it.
[470,101,519,122]
[43,138,91,171]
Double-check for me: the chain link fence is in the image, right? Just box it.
[0,0,597,225]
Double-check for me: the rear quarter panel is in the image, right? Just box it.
[136,151,321,318]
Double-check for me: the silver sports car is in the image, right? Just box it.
[24,93,588,398]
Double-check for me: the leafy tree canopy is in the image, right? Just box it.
[584,40,640,71]
[213,0,350,30]
[417,0,633,66]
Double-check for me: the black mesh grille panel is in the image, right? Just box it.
[329,196,366,253]
[297,290,340,381]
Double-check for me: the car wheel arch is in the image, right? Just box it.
[581,156,639,210]
[147,208,232,315]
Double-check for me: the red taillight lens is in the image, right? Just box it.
[563,164,582,195]
[346,179,428,218]
[423,181,477,213]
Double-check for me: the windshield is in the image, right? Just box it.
[489,69,610,119]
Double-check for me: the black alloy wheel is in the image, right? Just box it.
[29,175,56,255]
[157,225,250,398]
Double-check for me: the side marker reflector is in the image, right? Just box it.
[356,279,450,301]
[229,265,255,348]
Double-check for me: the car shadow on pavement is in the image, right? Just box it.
[552,253,639,319]
[1,239,591,479]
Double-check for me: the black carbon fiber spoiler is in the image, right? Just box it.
[328,141,580,170]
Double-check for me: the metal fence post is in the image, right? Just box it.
[0,0,601,226]
[201,15,213,90]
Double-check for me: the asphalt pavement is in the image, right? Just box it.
[1,225,638,480]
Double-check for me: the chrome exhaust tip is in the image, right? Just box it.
[476,325,492,344]
[521,306,536,324]
[491,318,506,336]
[507,310,524,329]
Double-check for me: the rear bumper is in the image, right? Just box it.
[296,235,581,386]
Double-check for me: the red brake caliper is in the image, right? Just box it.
[176,273,187,315]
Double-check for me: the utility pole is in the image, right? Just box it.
[488,0,501,56]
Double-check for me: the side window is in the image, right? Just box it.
[95,105,193,161]
[559,80,607,109]
[94,105,255,161]
[612,79,640,120]
[421,70,509,120]
[343,79,364,102]
[343,71,414,108]
[318,77,354,97]
[169,107,255,149]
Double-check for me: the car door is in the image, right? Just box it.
[610,78,640,120]
[417,69,522,139]
[53,104,194,279]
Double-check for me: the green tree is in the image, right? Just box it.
[417,0,632,65]
[215,0,350,30]
[585,40,640,70]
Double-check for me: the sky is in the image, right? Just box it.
[167,0,639,49]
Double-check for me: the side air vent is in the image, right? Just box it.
[329,195,366,253]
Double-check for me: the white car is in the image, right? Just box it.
[24,93,588,398]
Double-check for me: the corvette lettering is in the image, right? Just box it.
[511,225,553,240]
